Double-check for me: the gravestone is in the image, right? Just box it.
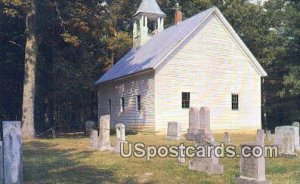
[51,128,56,139]
[90,130,98,149]
[166,122,181,140]
[116,123,125,141]
[186,107,199,141]
[256,129,265,145]
[98,115,113,151]
[0,141,3,184]
[115,123,126,153]
[197,107,214,141]
[292,121,299,128]
[189,140,223,174]
[275,126,299,153]
[188,107,221,174]
[280,132,297,157]
[265,130,271,141]
[199,107,210,130]
[178,145,185,164]
[224,132,230,145]
[237,143,271,184]
[85,121,96,136]
[178,154,185,164]
[3,121,23,184]
[292,122,300,148]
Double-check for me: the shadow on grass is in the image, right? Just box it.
[23,141,118,184]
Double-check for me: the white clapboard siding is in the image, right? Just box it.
[155,13,262,133]
[98,71,155,130]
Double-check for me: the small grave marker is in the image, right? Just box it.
[166,122,181,140]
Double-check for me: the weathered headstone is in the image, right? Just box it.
[178,145,185,164]
[188,107,221,174]
[265,130,271,141]
[292,122,300,148]
[199,107,210,130]
[256,129,265,145]
[3,121,23,184]
[224,132,230,145]
[85,120,96,136]
[178,154,185,164]
[280,132,297,157]
[116,123,125,141]
[0,141,3,184]
[292,121,300,128]
[52,128,56,139]
[275,127,284,146]
[189,140,223,174]
[186,107,199,141]
[90,130,99,149]
[237,143,271,184]
[115,123,126,153]
[166,122,181,140]
[197,107,214,141]
[275,126,299,153]
[98,115,113,151]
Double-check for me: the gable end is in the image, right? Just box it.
[154,7,267,77]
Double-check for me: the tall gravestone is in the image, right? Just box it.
[0,141,3,184]
[197,107,214,141]
[188,109,223,174]
[90,130,99,149]
[186,107,199,141]
[199,107,210,130]
[281,132,297,157]
[237,143,271,184]
[256,129,265,145]
[98,115,113,151]
[292,122,300,146]
[51,128,56,139]
[166,122,181,140]
[293,126,300,151]
[275,126,299,154]
[224,132,230,145]
[178,146,185,164]
[3,121,23,184]
[115,123,126,153]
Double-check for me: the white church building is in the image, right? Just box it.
[95,0,267,133]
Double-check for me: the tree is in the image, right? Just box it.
[22,0,37,139]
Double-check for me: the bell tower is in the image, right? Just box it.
[133,0,166,49]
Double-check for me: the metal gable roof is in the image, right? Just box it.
[95,7,214,84]
[133,0,166,17]
[95,6,267,85]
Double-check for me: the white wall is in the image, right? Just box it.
[98,71,155,130]
[155,13,262,133]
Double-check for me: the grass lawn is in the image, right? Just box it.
[23,133,300,184]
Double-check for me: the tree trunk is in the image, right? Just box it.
[22,0,37,139]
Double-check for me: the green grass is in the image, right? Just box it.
[23,133,300,184]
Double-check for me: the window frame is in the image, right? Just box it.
[231,94,239,111]
[120,97,125,112]
[135,95,141,111]
[182,92,190,109]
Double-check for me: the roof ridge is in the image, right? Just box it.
[95,6,266,85]
[95,7,216,84]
